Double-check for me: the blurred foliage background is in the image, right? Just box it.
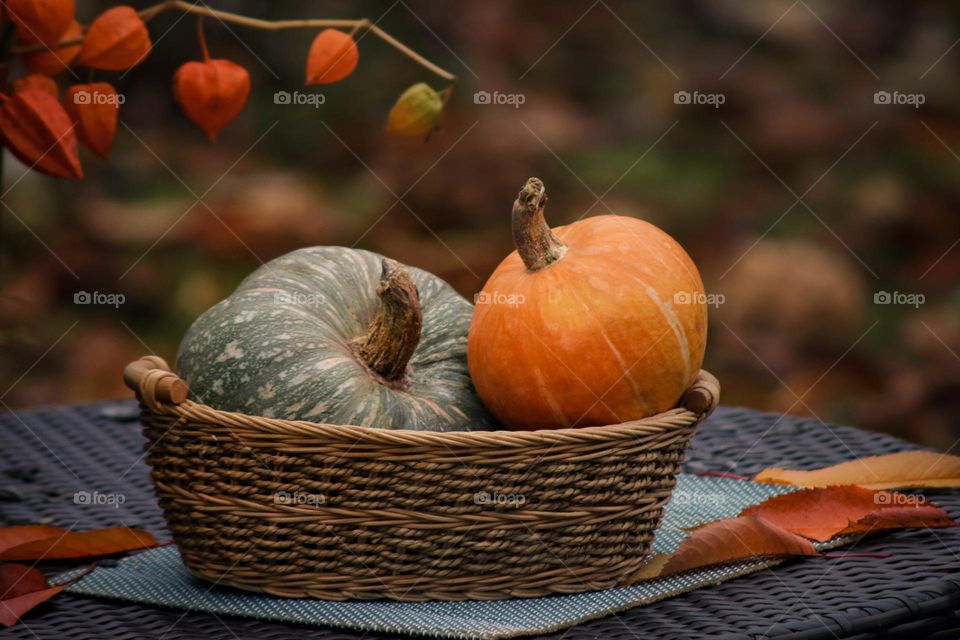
[1,0,958,447]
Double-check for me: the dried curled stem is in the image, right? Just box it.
[356,259,423,384]
[511,177,567,272]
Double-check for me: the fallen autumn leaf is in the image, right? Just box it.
[629,515,818,582]
[755,451,960,490]
[739,485,955,542]
[0,527,157,562]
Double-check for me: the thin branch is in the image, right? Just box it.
[12,0,457,83]
[365,24,454,83]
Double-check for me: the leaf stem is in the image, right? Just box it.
[696,471,752,481]
[12,0,457,83]
[196,15,209,61]
[820,551,895,559]
[62,563,98,586]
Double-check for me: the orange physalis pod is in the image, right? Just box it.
[305,28,359,85]
[64,82,120,158]
[173,19,250,141]
[77,5,151,71]
[23,20,83,76]
[0,89,83,179]
[5,0,74,46]
[13,74,59,99]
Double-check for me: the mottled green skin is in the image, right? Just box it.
[176,247,497,431]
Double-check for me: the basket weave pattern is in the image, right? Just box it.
[125,356,719,602]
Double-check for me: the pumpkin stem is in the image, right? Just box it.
[357,259,422,383]
[512,177,567,271]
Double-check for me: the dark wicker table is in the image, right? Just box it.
[2,401,959,639]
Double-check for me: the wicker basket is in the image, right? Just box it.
[123,356,719,602]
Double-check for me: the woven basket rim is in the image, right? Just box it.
[124,355,720,447]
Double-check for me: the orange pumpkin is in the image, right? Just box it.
[467,178,707,430]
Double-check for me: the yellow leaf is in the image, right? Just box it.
[754,451,960,490]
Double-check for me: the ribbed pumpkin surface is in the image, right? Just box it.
[177,247,496,431]
[469,213,707,429]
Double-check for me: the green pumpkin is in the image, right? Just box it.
[176,247,497,431]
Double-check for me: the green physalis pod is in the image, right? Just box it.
[386,82,445,137]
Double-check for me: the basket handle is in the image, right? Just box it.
[122,356,717,416]
[682,370,720,417]
[123,356,188,406]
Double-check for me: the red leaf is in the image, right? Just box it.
[841,504,956,538]
[0,526,65,555]
[0,585,64,627]
[740,486,956,542]
[632,515,819,582]
[23,20,83,76]
[174,59,250,141]
[5,0,74,46]
[0,88,82,179]
[64,82,120,158]
[77,6,151,71]
[0,527,157,561]
[13,74,58,99]
[305,29,358,85]
[0,564,50,599]
[0,560,60,629]
[661,516,818,576]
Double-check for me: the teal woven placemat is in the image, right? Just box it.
[59,475,829,639]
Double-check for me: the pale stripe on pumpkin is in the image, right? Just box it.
[631,275,692,387]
